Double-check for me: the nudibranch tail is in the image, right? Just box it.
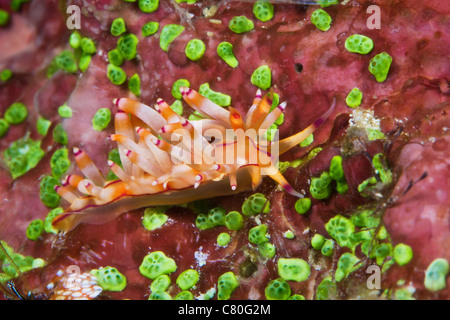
[52,88,335,233]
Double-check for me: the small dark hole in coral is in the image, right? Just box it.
[294,63,303,73]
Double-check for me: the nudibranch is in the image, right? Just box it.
[52,87,335,232]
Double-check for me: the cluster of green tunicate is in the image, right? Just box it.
[142,206,169,230]
[175,291,194,300]
[170,100,184,115]
[107,64,127,85]
[229,16,254,34]
[128,73,141,96]
[185,39,206,61]
[53,123,68,145]
[0,9,10,26]
[329,155,348,194]
[315,277,337,300]
[311,233,325,250]
[325,215,355,248]
[198,83,231,107]
[424,258,449,292]
[242,193,270,216]
[251,65,272,90]
[3,135,45,179]
[36,116,51,136]
[196,206,227,230]
[69,31,81,49]
[393,243,413,266]
[217,272,239,300]
[91,266,127,291]
[217,233,231,247]
[58,103,72,118]
[294,197,311,214]
[225,211,244,231]
[172,79,190,99]
[259,242,276,259]
[321,239,335,257]
[26,219,44,241]
[80,38,97,54]
[278,258,311,282]
[151,274,171,292]
[311,9,332,31]
[335,253,361,282]
[139,251,177,280]
[300,133,314,147]
[117,33,138,61]
[138,0,159,13]
[111,18,126,36]
[253,0,274,22]
[0,69,12,82]
[248,224,269,245]
[0,241,45,281]
[142,21,159,37]
[39,175,61,208]
[5,102,28,125]
[0,119,9,138]
[310,171,333,199]
[345,34,374,55]
[50,148,71,178]
[369,52,392,82]
[44,207,64,234]
[92,108,112,131]
[346,87,363,108]
[265,278,291,300]
[160,24,185,52]
[176,269,199,290]
[108,49,124,67]
[52,50,78,74]
[217,42,239,68]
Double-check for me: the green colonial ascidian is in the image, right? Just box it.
[0,119,9,138]
[225,211,244,231]
[0,9,10,26]
[217,42,238,68]
[44,207,63,234]
[92,108,112,131]
[325,214,355,248]
[150,274,171,292]
[345,34,374,55]
[278,258,311,282]
[253,0,274,22]
[118,34,139,60]
[170,100,183,116]
[26,219,44,241]
[160,24,185,52]
[346,87,363,108]
[311,9,332,31]
[138,0,159,13]
[199,83,231,107]
[424,258,449,292]
[310,171,332,200]
[172,79,190,100]
[91,266,127,291]
[40,175,61,208]
[128,73,141,97]
[58,103,72,118]
[195,206,226,230]
[79,53,91,72]
[3,136,45,179]
[51,148,71,178]
[142,21,159,37]
[5,102,28,124]
[69,31,81,49]
[321,239,334,257]
[36,116,51,136]
[185,39,206,61]
[229,16,254,34]
[217,272,239,300]
[142,207,169,230]
[175,291,194,300]
[369,52,392,82]
[295,197,311,214]
[176,269,199,290]
[393,243,413,266]
[107,64,127,85]
[251,65,272,91]
[242,193,270,216]
[217,233,231,247]
[248,224,269,245]
[311,234,326,250]
[265,278,291,300]
[53,124,68,145]
[111,18,126,36]
[52,50,78,74]
[148,291,172,300]
[1,69,12,82]
[80,38,96,55]
[139,251,177,280]
[335,252,361,282]
[108,49,124,67]
[259,242,276,259]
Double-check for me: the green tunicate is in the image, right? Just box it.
[393,243,413,266]
[1,69,12,82]
[36,117,51,136]
[358,176,377,193]
[248,224,269,245]
[217,233,231,247]
[325,215,355,248]
[336,179,348,195]
[374,242,392,265]
[106,148,122,180]
[80,38,96,55]
[315,277,337,300]
[288,294,305,300]
[275,113,284,125]
[0,9,10,26]
[335,252,361,282]
[108,49,124,67]
[278,258,310,282]
[44,207,63,234]
[148,291,172,300]
[311,9,332,31]
[91,266,127,291]
[369,52,392,82]
[175,291,194,300]
[264,123,278,142]
[294,197,311,214]
[79,53,91,72]
[321,239,334,257]
[128,73,141,97]
[138,0,159,13]
[309,171,332,200]
[265,278,291,300]
[199,83,231,107]
[54,50,78,74]
[372,153,392,184]
[225,211,244,231]
[3,135,45,179]
[107,64,127,85]
[229,16,254,34]
[208,207,227,226]
[424,258,449,292]
[26,219,44,241]
[160,24,185,52]
[253,0,274,22]
[150,274,171,292]
[351,209,373,228]
[188,110,204,121]
[346,88,363,108]
[217,271,239,300]
[58,103,72,118]
[117,34,138,60]
[0,119,9,137]
[92,108,111,131]
[329,155,344,181]
[139,251,177,280]
[50,148,71,178]
[367,128,386,141]
[242,193,269,216]
[311,234,326,250]
[39,175,61,207]
[251,65,271,90]
[300,133,314,147]
[176,269,199,290]
[185,39,206,61]
[217,42,238,68]
[142,21,159,37]
[172,79,190,100]
[170,100,183,116]
[258,242,276,259]
[142,206,169,230]
[318,0,338,7]
[111,18,126,36]
[345,34,374,55]
[69,31,81,49]
[53,124,68,145]
[5,102,28,124]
